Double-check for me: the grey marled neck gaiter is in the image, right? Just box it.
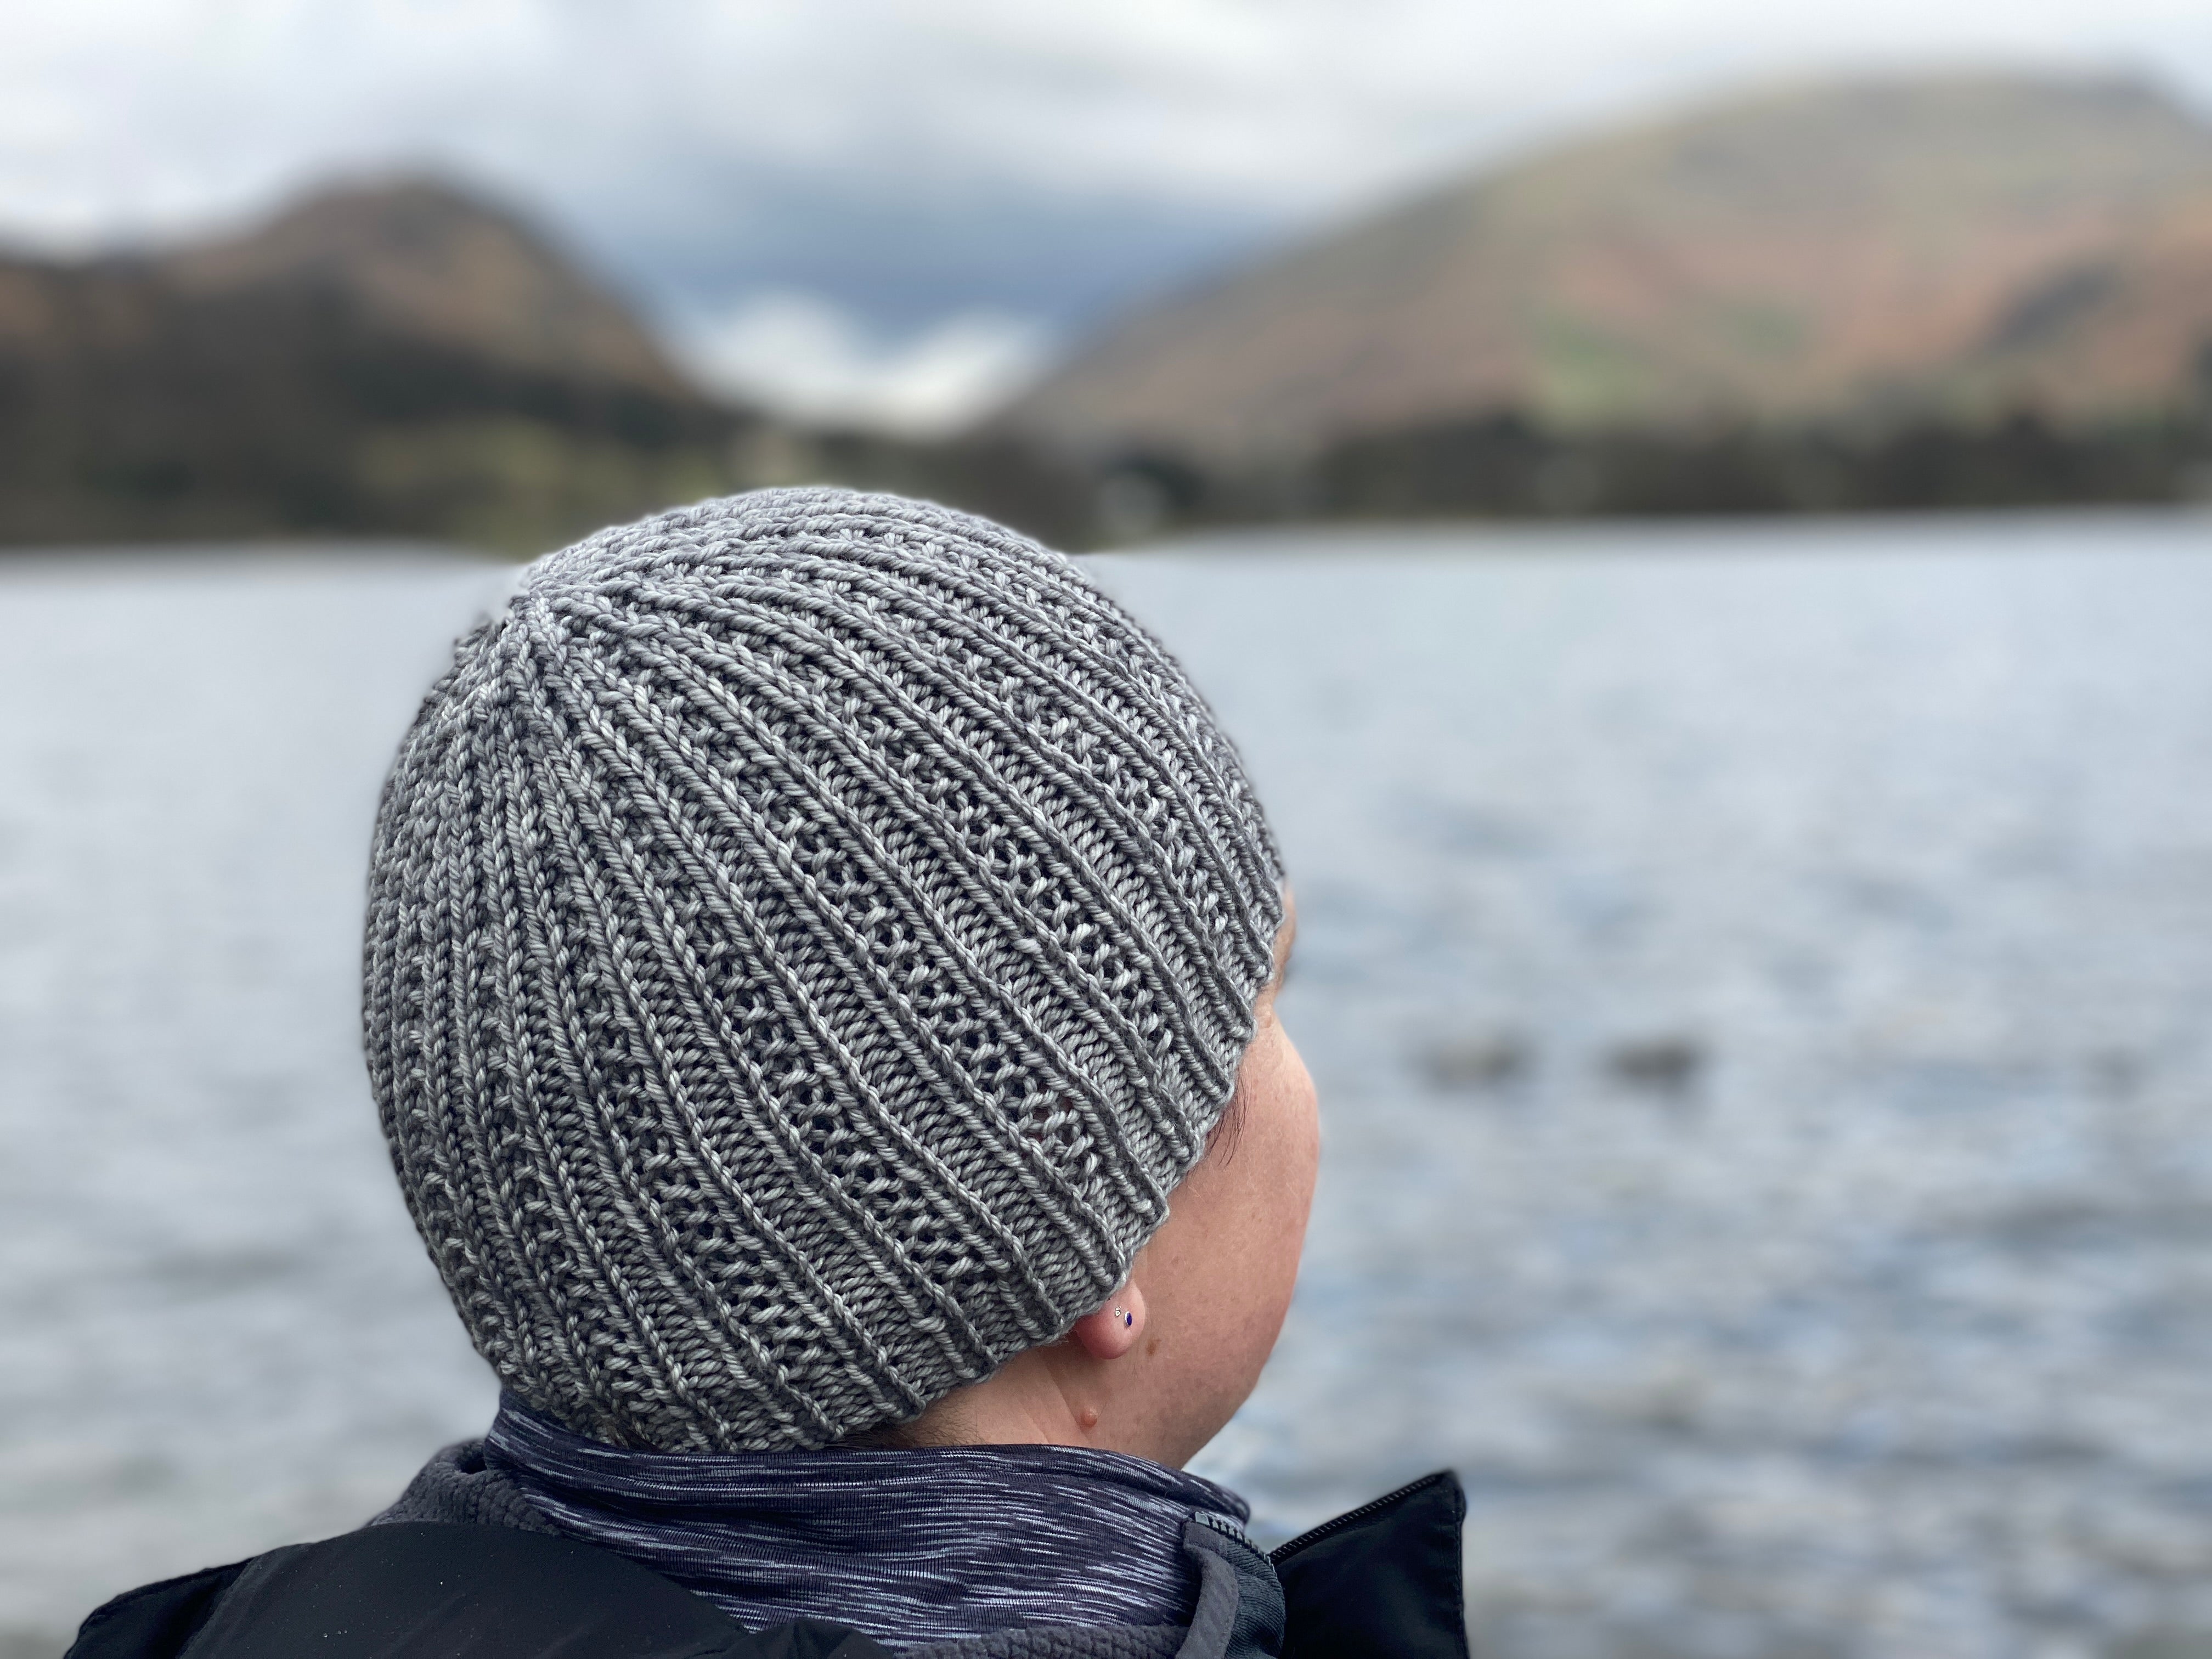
[479,1392,1248,1647]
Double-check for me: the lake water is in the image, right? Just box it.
[5,512,2212,1659]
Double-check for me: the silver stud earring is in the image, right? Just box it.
[1114,1305,1133,1329]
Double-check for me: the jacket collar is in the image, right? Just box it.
[1056,1472,1468,1659]
[1266,1472,1469,1659]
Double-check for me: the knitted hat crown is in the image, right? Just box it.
[365,488,1284,1452]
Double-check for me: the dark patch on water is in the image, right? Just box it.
[1420,1030,1536,1092]
[1602,1035,1705,1093]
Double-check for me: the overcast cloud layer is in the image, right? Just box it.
[9,0,2212,425]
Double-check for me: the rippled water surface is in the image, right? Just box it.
[6,514,2212,1659]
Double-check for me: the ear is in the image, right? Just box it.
[1069,1282,1147,1360]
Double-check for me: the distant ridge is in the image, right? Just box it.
[159,178,701,400]
[0,177,1099,551]
[8,91,2209,552]
[0,178,741,548]
[1000,74,2212,466]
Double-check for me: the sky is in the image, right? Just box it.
[8,0,2212,430]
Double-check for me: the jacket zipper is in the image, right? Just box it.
[1266,1471,1452,1567]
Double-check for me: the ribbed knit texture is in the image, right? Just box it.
[477,1394,1246,1647]
[364,487,1285,1452]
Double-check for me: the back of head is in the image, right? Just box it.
[364,487,1284,1453]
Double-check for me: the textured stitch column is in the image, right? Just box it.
[363,488,1286,1452]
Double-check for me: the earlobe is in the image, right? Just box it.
[1069,1283,1147,1359]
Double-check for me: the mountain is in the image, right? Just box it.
[0,179,743,548]
[0,176,1099,551]
[999,75,2212,468]
[159,180,703,399]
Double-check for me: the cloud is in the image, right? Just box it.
[586,168,1278,337]
[4,0,2210,354]
[674,291,1053,433]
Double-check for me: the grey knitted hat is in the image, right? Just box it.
[364,487,1285,1453]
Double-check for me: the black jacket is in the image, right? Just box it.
[67,1470,1468,1659]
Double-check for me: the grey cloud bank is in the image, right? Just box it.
[8,0,2212,424]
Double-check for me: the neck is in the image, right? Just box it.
[882,1346,1114,1449]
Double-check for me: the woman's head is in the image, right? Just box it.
[364,488,1309,1457]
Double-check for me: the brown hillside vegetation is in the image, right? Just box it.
[1001,74,2212,469]
[0,177,1090,551]
[8,79,2210,554]
[0,179,747,549]
[159,180,701,398]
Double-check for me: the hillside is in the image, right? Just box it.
[0,179,745,548]
[159,180,703,399]
[1000,75,2212,469]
